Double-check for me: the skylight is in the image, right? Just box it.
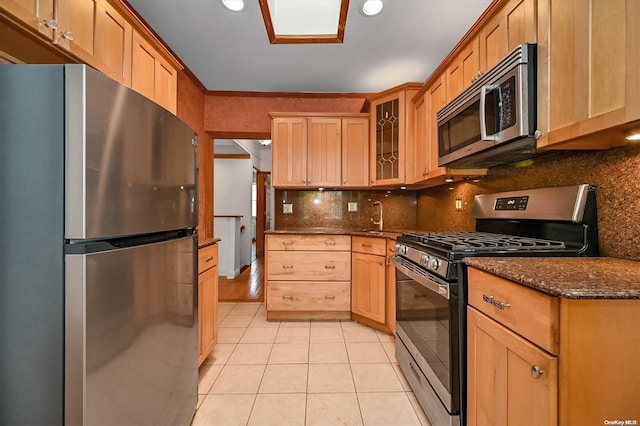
[258,0,349,44]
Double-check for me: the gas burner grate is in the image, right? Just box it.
[401,232,566,253]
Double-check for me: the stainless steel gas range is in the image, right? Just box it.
[392,184,599,426]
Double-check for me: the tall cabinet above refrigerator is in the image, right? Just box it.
[0,64,199,425]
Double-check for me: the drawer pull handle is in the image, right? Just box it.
[282,241,294,246]
[203,256,213,262]
[282,264,294,269]
[362,243,372,248]
[324,265,336,269]
[282,295,293,300]
[325,240,336,246]
[531,365,544,379]
[482,294,510,310]
[325,295,335,300]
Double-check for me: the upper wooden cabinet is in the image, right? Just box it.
[94,0,132,85]
[54,0,96,63]
[368,84,421,187]
[131,30,177,113]
[307,117,342,187]
[478,0,536,72]
[270,113,369,189]
[537,0,640,149]
[0,0,55,40]
[1,0,180,115]
[271,117,307,187]
[446,37,480,100]
[341,118,370,187]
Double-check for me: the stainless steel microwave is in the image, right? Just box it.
[437,43,538,169]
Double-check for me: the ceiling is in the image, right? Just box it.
[126,0,491,93]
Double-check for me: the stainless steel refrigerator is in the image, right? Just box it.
[0,64,199,425]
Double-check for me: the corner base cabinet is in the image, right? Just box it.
[467,267,640,425]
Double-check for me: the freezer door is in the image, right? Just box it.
[65,65,198,240]
[65,235,197,426]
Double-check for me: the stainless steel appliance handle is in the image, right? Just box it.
[480,84,499,141]
[392,256,451,300]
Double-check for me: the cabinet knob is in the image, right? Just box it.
[531,365,544,379]
[343,180,346,184]
[60,30,74,41]
[43,19,58,30]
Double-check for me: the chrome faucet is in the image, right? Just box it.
[371,201,383,231]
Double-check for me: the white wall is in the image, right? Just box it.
[214,158,253,269]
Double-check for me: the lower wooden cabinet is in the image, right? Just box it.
[467,307,558,425]
[198,242,218,366]
[467,267,640,425]
[351,251,386,323]
[265,234,351,320]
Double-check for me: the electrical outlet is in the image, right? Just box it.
[348,202,358,212]
[283,203,293,214]
[455,199,463,211]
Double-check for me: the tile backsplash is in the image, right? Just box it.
[272,144,639,260]
[417,144,640,260]
[274,190,417,231]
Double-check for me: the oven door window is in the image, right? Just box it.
[396,269,457,394]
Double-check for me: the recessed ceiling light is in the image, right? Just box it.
[220,0,245,12]
[361,0,383,16]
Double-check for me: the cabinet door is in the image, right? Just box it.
[351,252,386,323]
[54,0,96,62]
[341,118,369,187]
[131,30,177,113]
[407,94,428,184]
[94,0,132,85]
[537,0,640,149]
[370,93,405,186]
[307,117,341,187]
[467,307,557,426]
[271,117,307,187]
[478,0,536,71]
[426,74,448,178]
[447,37,480,100]
[198,264,218,366]
[0,0,55,40]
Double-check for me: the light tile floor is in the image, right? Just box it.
[192,302,432,426]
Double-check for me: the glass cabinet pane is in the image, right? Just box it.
[375,99,399,180]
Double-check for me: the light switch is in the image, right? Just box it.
[348,202,358,212]
[283,203,293,214]
[455,199,463,211]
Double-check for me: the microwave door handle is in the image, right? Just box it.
[480,84,499,141]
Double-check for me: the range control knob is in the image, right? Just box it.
[420,254,430,266]
[429,257,441,270]
[395,244,408,255]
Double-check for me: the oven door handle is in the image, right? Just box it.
[392,256,451,300]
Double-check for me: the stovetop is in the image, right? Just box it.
[399,231,567,253]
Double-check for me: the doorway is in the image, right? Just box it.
[214,138,271,302]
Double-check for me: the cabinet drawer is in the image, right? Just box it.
[267,251,350,281]
[198,243,218,273]
[267,234,351,251]
[467,268,559,355]
[267,282,350,311]
[352,236,386,256]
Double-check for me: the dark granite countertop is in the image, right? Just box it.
[464,257,640,299]
[266,228,408,240]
